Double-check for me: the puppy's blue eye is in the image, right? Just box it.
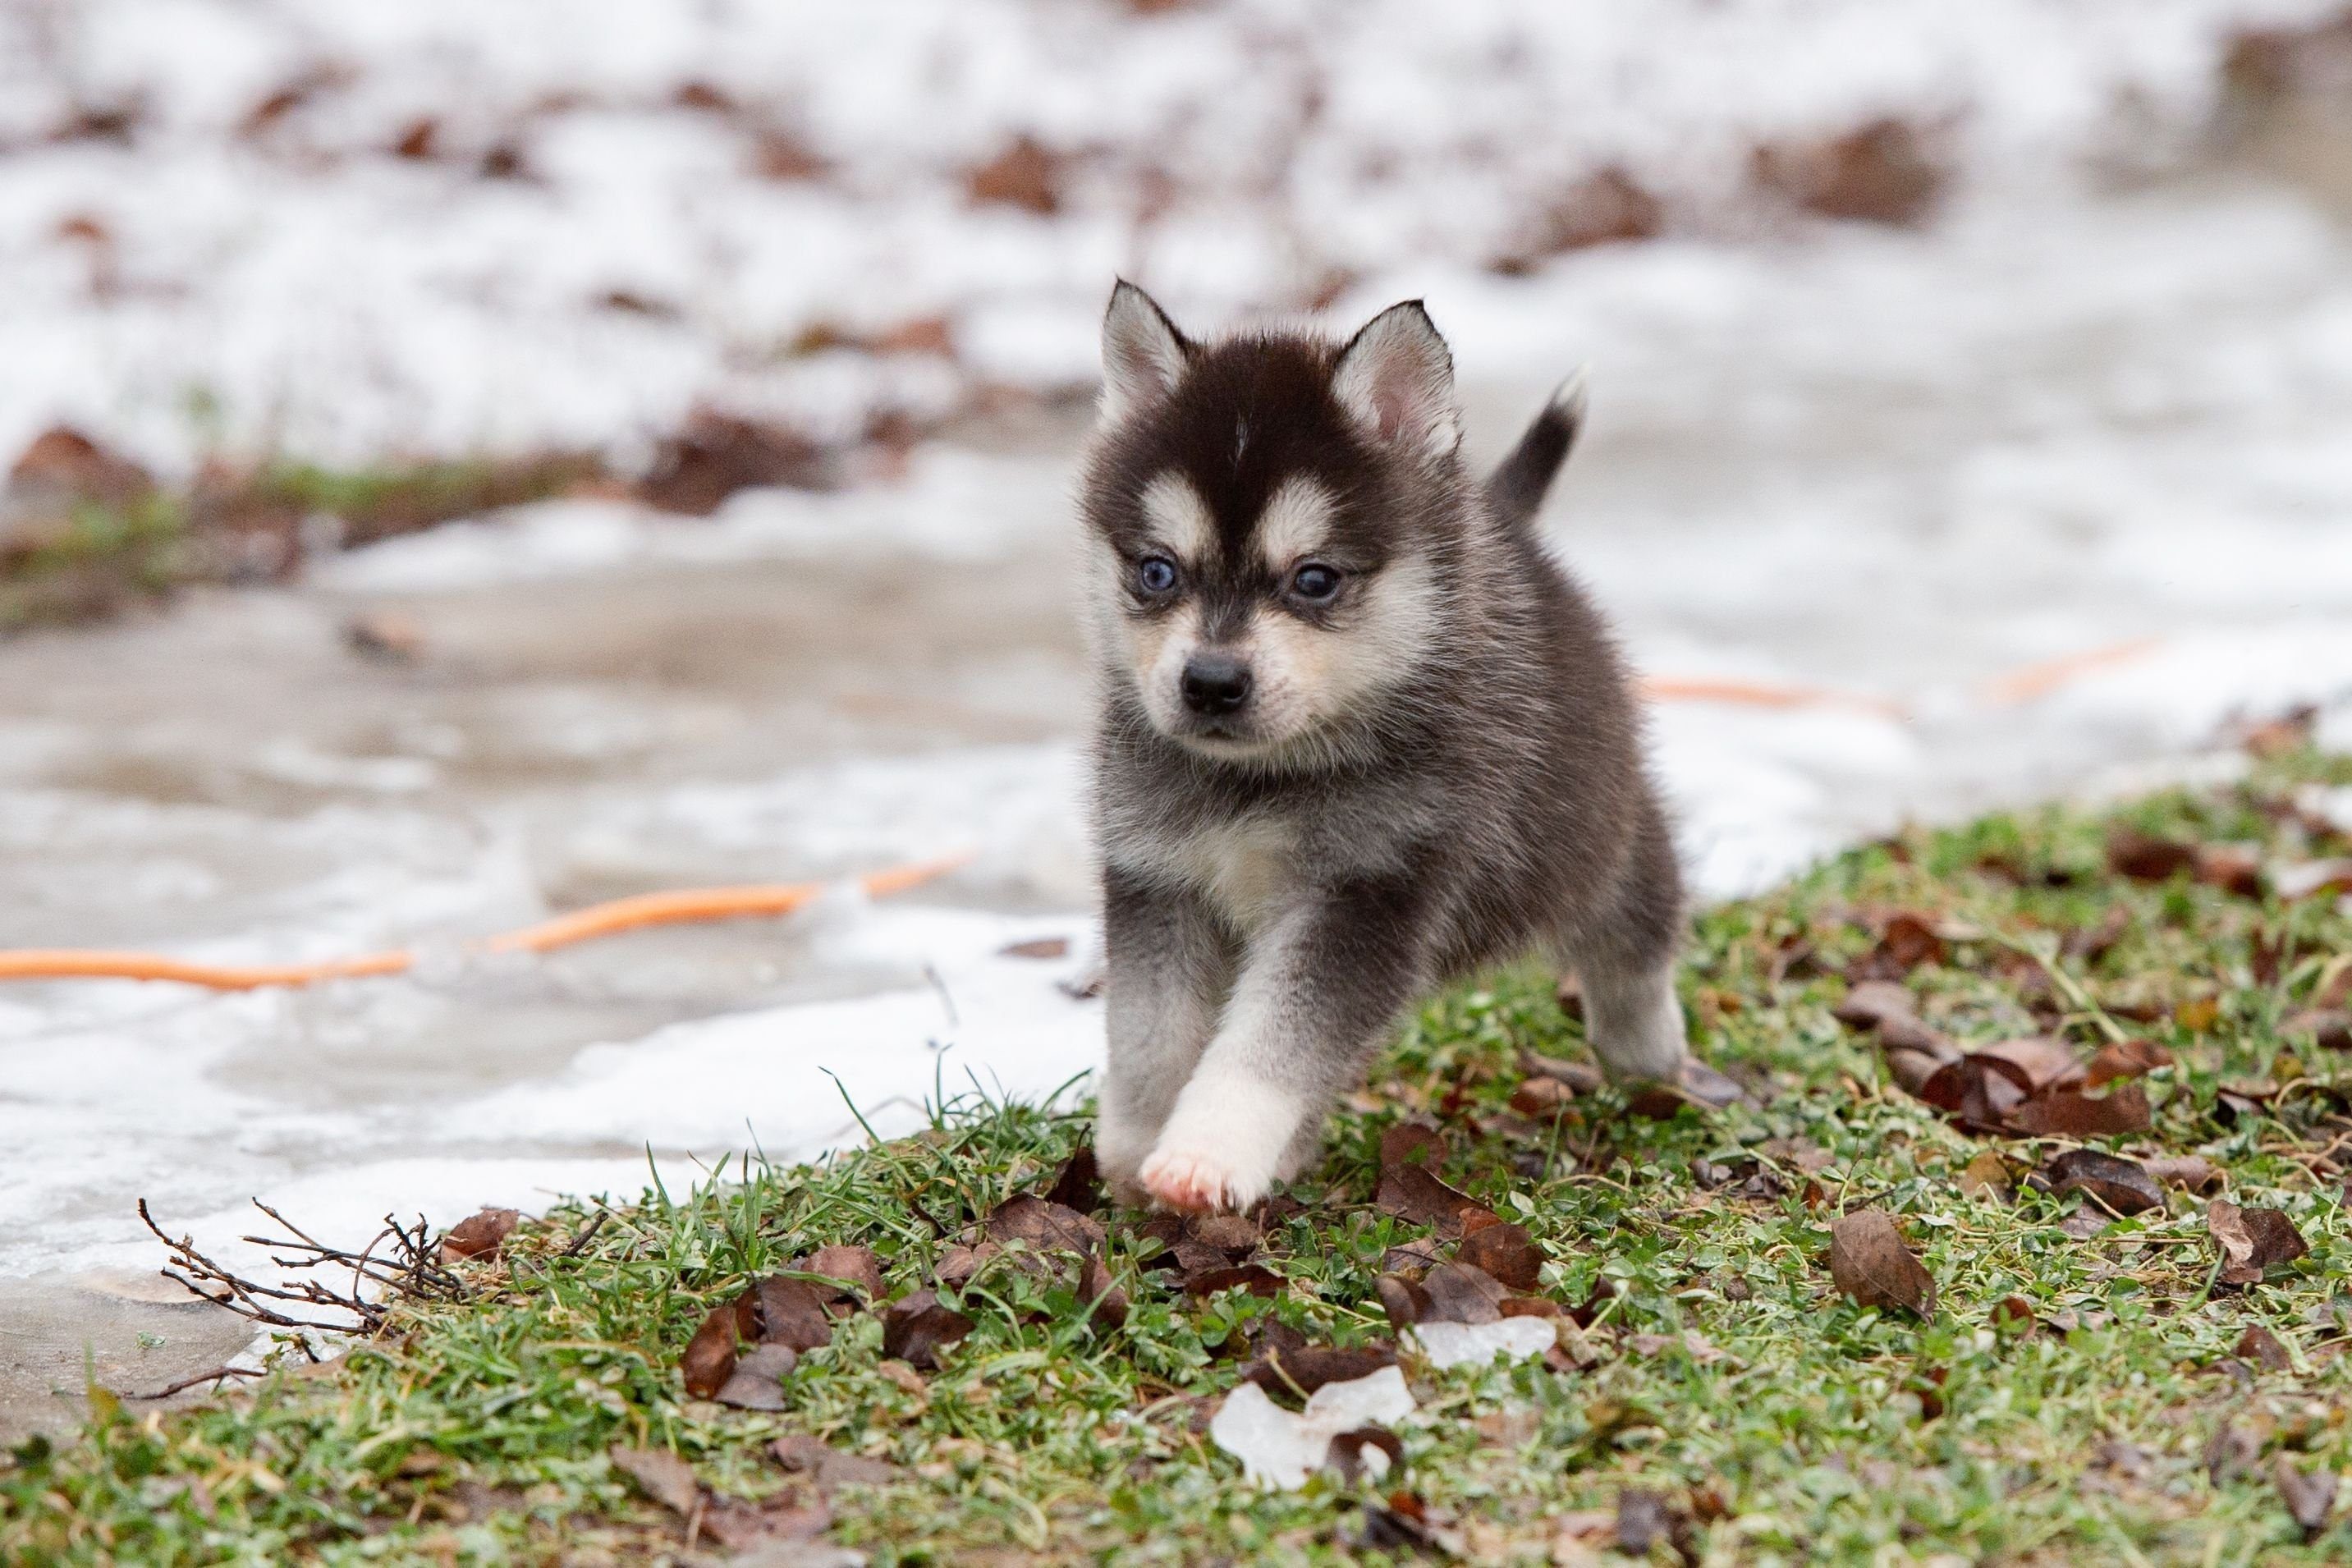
[1291,563,1341,601]
[1136,555,1178,594]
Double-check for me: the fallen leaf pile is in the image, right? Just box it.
[1361,1130,1579,1371]
[1835,979,2159,1136]
[681,1244,885,1408]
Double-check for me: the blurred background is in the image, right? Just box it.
[7,0,2352,1430]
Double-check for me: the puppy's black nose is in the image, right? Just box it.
[1181,653,1253,716]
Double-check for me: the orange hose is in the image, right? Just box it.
[484,854,970,954]
[1977,636,2162,706]
[0,854,969,992]
[0,949,413,991]
[1639,676,1902,716]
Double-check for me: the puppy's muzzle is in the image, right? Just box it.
[1180,653,1253,718]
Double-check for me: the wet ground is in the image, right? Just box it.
[11,149,2352,1436]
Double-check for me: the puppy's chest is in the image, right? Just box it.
[1153,817,1300,934]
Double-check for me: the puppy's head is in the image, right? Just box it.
[1079,282,1464,768]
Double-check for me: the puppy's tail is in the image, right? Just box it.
[1483,369,1588,533]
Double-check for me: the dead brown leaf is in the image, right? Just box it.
[439,1207,520,1262]
[800,1245,883,1305]
[1078,1251,1129,1330]
[1419,1261,1511,1324]
[2276,1453,2338,1541]
[1374,1273,1433,1330]
[638,410,834,515]
[2084,1038,2173,1088]
[8,426,154,507]
[754,1277,840,1353]
[681,1298,749,1398]
[1181,1263,1282,1299]
[1185,1212,1263,1256]
[986,1194,1106,1255]
[2042,1149,2165,1216]
[1862,910,1946,976]
[1378,1120,1447,1172]
[1455,1222,1545,1292]
[933,1240,999,1288]
[1376,1163,1497,1237]
[771,1434,900,1493]
[2005,1081,2153,1137]
[999,937,1068,960]
[1977,1037,2086,1093]
[1828,1209,1937,1317]
[2208,1199,2310,1286]
[2144,1154,2225,1194]
[1245,1343,1398,1401]
[2235,1325,2291,1372]
[608,1445,699,1516]
[1612,1487,1694,1562]
[2205,1418,2260,1485]
[1957,1148,2015,1199]
[391,117,438,159]
[1520,1050,1602,1094]
[965,135,1064,215]
[1509,1076,1577,1117]
[1325,1424,1405,1485]
[1754,117,1943,225]
[2108,828,2199,883]
[713,1343,798,1410]
[880,1290,974,1369]
[1834,979,1922,1029]
[700,1489,831,1552]
[2198,845,2265,897]
[1914,1053,2032,1130]
[1490,166,1662,273]
[1044,1145,1105,1213]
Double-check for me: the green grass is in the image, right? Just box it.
[0,493,190,632]
[1,454,598,633]
[9,750,2352,1565]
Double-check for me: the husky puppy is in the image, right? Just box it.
[1079,282,1688,1213]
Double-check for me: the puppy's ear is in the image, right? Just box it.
[1100,280,1191,420]
[1332,300,1460,462]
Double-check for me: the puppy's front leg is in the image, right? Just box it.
[1096,867,1235,1204]
[1139,876,1430,1213]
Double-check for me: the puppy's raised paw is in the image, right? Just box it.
[1137,1142,1269,1214]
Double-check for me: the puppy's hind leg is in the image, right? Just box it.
[1095,867,1235,1204]
[1559,808,1689,1084]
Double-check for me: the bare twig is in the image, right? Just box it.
[560,1210,612,1259]
[139,1196,470,1336]
[121,1364,267,1401]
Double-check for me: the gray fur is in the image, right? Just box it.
[1078,282,1688,1213]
